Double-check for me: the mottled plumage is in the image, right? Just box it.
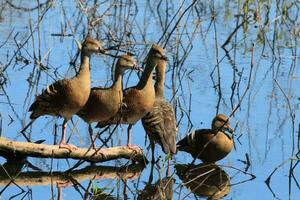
[142,99,177,155]
[141,53,177,162]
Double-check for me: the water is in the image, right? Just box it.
[0,0,299,199]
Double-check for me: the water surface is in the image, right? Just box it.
[0,0,299,199]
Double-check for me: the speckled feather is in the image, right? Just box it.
[142,99,177,155]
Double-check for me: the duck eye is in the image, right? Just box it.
[155,53,162,58]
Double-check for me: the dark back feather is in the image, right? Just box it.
[142,99,177,155]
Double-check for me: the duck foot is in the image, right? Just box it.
[56,180,72,188]
[91,144,97,151]
[94,148,108,159]
[59,142,78,151]
[127,144,141,153]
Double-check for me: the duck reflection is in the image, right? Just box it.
[175,163,230,199]
[138,164,174,200]
[0,151,41,177]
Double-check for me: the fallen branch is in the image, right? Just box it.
[0,137,146,163]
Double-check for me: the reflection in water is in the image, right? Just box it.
[175,163,230,199]
[0,0,299,199]
[92,188,116,200]
[0,160,144,199]
[0,162,145,186]
[0,151,41,177]
[0,155,28,176]
[137,163,174,200]
[138,177,174,200]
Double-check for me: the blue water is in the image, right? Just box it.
[0,0,299,199]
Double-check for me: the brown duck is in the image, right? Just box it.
[141,55,177,163]
[177,114,234,163]
[77,54,141,148]
[28,36,105,151]
[96,44,168,147]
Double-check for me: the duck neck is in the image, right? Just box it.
[154,62,166,98]
[76,52,90,80]
[112,67,124,90]
[137,59,155,89]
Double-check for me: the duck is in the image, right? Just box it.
[28,36,105,151]
[141,55,177,163]
[96,44,168,148]
[177,114,234,163]
[77,54,142,148]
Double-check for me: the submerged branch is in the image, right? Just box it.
[0,137,146,163]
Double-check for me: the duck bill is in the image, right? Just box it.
[161,55,169,61]
[133,65,144,72]
[96,47,107,55]
[225,126,235,137]
[152,72,157,80]
[227,126,234,134]
[99,48,107,54]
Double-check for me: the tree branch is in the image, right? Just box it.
[0,137,146,163]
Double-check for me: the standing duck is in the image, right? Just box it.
[28,36,105,151]
[96,44,168,148]
[141,56,177,163]
[177,114,234,163]
[77,54,142,148]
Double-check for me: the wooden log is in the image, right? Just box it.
[0,164,145,186]
[0,137,146,163]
